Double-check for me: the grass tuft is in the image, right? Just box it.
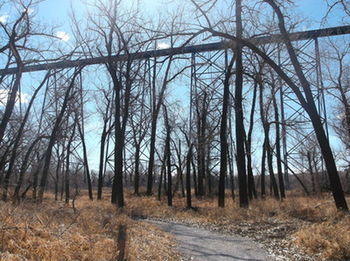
[0,195,181,261]
[293,215,350,260]
[1,188,349,260]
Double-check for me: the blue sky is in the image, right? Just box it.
[30,0,346,44]
[33,0,350,171]
[2,0,348,171]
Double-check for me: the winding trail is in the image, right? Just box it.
[147,220,269,261]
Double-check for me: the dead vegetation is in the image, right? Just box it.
[293,215,350,260]
[0,193,181,261]
[0,190,349,260]
[125,189,350,260]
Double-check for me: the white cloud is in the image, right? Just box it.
[0,15,9,23]
[55,31,70,42]
[0,89,29,107]
[157,42,170,50]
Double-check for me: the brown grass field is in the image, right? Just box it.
[0,189,349,260]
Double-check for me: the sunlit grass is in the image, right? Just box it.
[0,193,180,261]
[0,188,349,260]
[121,188,349,260]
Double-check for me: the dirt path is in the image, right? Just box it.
[147,220,269,261]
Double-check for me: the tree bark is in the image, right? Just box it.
[186,144,193,208]
[272,83,286,198]
[260,142,266,198]
[235,0,249,208]
[0,35,24,144]
[163,105,172,207]
[13,136,46,203]
[65,121,77,204]
[219,54,234,207]
[147,57,174,195]
[77,120,93,200]
[245,80,258,200]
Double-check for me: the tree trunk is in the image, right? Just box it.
[134,144,141,195]
[272,82,286,198]
[111,90,124,207]
[218,53,234,207]
[196,91,208,197]
[0,42,23,144]
[54,152,61,201]
[191,156,198,197]
[13,136,45,203]
[259,76,280,200]
[77,120,93,200]
[147,57,173,195]
[65,121,76,204]
[163,105,172,207]
[2,72,49,200]
[227,145,235,200]
[235,0,249,208]
[265,0,348,211]
[158,151,166,201]
[260,143,266,198]
[186,144,193,208]
[245,80,258,200]
[265,132,280,199]
[146,116,157,195]
[98,124,107,200]
[37,68,82,203]
[307,151,316,194]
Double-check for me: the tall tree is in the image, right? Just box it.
[2,72,50,200]
[37,68,83,203]
[97,89,113,200]
[235,0,249,208]
[258,74,280,199]
[163,104,173,207]
[186,144,193,209]
[146,56,174,195]
[190,0,348,211]
[218,53,235,207]
[270,72,286,199]
[264,0,348,211]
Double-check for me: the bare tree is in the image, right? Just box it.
[270,71,286,199]
[218,53,235,207]
[189,0,348,211]
[87,0,147,207]
[37,68,83,203]
[2,72,50,200]
[146,56,174,195]
[264,0,348,210]
[163,104,173,207]
[258,73,280,199]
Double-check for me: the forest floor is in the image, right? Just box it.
[0,190,349,260]
[125,190,350,261]
[0,193,181,260]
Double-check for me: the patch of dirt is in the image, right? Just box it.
[228,218,315,261]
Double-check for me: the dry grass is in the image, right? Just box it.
[1,188,349,260]
[0,193,181,261]
[126,190,341,224]
[293,215,350,260]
